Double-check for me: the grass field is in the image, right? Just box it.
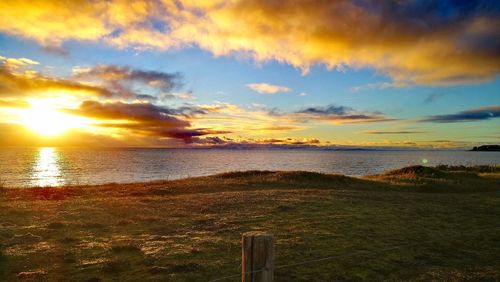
[1,165,499,281]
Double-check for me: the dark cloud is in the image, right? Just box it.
[72,101,206,124]
[73,65,182,99]
[69,100,221,142]
[296,105,351,116]
[42,45,69,57]
[421,106,500,123]
[78,101,187,126]
[194,136,228,145]
[135,94,157,101]
[423,92,448,104]
[292,105,397,123]
[155,128,229,143]
[174,105,208,116]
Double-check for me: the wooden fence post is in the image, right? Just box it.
[242,232,274,282]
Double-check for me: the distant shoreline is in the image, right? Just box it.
[470,145,500,152]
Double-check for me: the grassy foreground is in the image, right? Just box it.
[0,165,499,281]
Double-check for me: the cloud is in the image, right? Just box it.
[0,66,113,98]
[0,122,190,147]
[192,136,322,148]
[257,126,302,131]
[296,105,350,116]
[1,1,499,84]
[421,106,500,123]
[158,90,197,101]
[0,56,39,70]
[363,130,426,135]
[68,100,218,142]
[0,58,184,101]
[174,91,197,101]
[246,83,291,94]
[186,102,310,137]
[73,100,188,127]
[423,92,448,104]
[350,81,407,93]
[0,99,30,108]
[291,105,397,124]
[72,64,182,99]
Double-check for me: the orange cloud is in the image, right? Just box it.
[0,1,498,84]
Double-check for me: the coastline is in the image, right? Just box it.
[1,164,499,190]
[1,165,499,281]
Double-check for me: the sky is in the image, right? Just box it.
[0,0,499,149]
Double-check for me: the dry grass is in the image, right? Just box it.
[0,166,499,281]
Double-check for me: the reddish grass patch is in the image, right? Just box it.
[28,187,75,200]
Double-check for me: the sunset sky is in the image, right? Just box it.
[0,0,499,148]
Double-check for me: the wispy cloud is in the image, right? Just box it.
[421,106,500,123]
[0,55,39,70]
[423,92,448,104]
[350,82,406,93]
[362,130,426,135]
[246,83,291,94]
[291,105,397,124]
[0,65,113,98]
[0,58,186,101]
[72,64,182,99]
[192,136,321,148]
[296,105,351,116]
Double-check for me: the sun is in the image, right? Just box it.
[21,99,90,136]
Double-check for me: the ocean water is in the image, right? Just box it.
[0,147,499,188]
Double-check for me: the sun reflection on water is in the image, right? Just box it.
[31,147,64,187]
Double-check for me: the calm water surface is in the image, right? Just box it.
[1,147,499,188]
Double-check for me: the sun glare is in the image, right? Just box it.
[21,99,90,136]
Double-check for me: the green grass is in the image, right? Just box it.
[0,165,499,281]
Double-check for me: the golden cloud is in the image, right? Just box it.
[191,136,322,148]
[0,56,39,70]
[0,67,113,98]
[246,83,291,94]
[1,1,499,84]
[0,57,186,100]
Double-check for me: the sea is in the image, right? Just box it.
[1,147,499,188]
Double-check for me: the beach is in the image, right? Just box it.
[1,165,499,281]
